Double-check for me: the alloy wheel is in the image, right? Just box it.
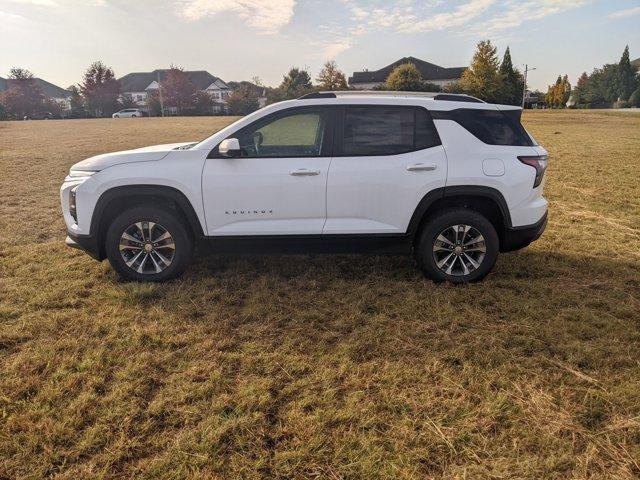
[119,221,175,274]
[432,224,486,276]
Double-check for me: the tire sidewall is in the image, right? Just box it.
[105,206,192,282]
[417,209,499,283]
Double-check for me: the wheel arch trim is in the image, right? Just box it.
[406,185,512,236]
[91,184,205,241]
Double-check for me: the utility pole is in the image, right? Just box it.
[157,71,164,117]
[522,64,536,109]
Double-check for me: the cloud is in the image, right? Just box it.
[475,0,590,36]
[315,0,494,59]
[608,6,640,19]
[2,0,107,6]
[400,0,495,33]
[177,0,296,34]
[3,0,57,5]
[0,10,26,20]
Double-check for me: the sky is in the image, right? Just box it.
[1,0,639,91]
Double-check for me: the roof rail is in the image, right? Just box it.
[297,92,336,99]
[297,90,485,103]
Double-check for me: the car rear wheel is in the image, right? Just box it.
[415,208,499,283]
[105,206,193,282]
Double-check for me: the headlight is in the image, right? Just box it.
[68,170,97,178]
[69,186,78,222]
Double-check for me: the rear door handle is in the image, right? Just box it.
[406,163,437,172]
[290,168,320,176]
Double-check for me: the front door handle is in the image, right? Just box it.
[406,163,437,172]
[290,168,320,176]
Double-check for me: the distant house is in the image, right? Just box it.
[0,76,71,111]
[524,90,543,109]
[118,69,232,114]
[349,56,466,90]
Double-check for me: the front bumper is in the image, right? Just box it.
[65,232,103,260]
[501,211,548,252]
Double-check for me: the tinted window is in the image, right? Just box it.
[444,109,532,146]
[235,109,328,158]
[342,106,440,156]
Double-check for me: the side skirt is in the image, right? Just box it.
[203,234,413,255]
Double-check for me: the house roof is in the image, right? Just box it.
[118,69,230,92]
[0,76,71,98]
[349,56,466,84]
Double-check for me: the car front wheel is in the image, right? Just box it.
[415,209,499,283]
[105,206,193,282]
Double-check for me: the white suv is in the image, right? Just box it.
[61,91,548,283]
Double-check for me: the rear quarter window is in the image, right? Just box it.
[433,109,533,146]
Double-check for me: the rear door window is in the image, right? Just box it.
[341,106,440,156]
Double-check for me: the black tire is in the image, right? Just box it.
[105,206,193,282]
[415,208,499,283]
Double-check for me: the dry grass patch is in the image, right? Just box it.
[1,112,639,479]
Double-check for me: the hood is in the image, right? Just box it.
[70,142,195,172]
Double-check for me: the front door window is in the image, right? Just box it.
[235,109,328,158]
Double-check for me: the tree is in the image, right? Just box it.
[442,81,465,94]
[160,66,196,115]
[118,96,138,110]
[629,87,640,107]
[460,40,503,103]
[67,85,86,118]
[1,68,45,119]
[498,47,524,105]
[561,75,571,106]
[544,86,554,108]
[279,67,313,99]
[385,63,424,91]
[572,72,589,106]
[193,91,213,115]
[616,45,638,101]
[80,61,120,117]
[146,93,162,117]
[316,61,348,90]
[227,85,260,115]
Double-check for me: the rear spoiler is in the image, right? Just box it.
[498,106,523,124]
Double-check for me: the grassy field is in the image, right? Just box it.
[1,111,639,479]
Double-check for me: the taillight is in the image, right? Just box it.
[518,155,548,188]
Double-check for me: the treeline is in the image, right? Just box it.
[571,46,639,108]
[2,42,637,119]
[0,68,67,120]
[542,45,639,109]
[364,41,524,106]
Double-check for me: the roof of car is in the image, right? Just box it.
[299,91,485,103]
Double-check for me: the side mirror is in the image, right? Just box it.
[218,138,241,157]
